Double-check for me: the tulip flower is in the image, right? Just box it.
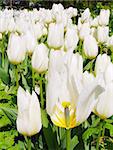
[47,22,64,49]
[64,25,79,51]
[99,9,110,26]
[7,33,26,64]
[32,43,49,73]
[83,35,98,58]
[79,22,90,41]
[46,51,103,129]
[23,30,37,54]
[90,16,99,27]
[94,83,113,119]
[97,26,109,43]
[94,54,113,119]
[81,8,91,23]
[16,86,42,136]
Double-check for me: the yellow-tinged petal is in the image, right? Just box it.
[51,101,76,129]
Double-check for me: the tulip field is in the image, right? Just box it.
[0,1,113,150]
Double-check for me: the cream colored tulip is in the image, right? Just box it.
[97,26,109,43]
[32,43,49,73]
[99,9,110,26]
[64,25,79,51]
[81,8,91,23]
[47,23,64,49]
[7,33,26,64]
[83,35,98,58]
[79,22,90,40]
[17,86,42,136]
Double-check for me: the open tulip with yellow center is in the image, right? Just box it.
[46,51,104,129]
[16,86,42,136]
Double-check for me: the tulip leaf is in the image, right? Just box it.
[43,126,58,150]
[82,127,100,141]
[104,123,113,137]
[0,106,17,125]
[41,109,49,128]
[0,67,9,84]
[70,135,79,150]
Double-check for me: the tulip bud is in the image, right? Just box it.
[90,16,99,27]
[94,83,113,119]
[83,35,98,58]
[79,22,90,40]
[23,30,37,54]
[7,33,26,64]
[32,43,49,73]
[17,86,42,136]
[47,23,64,49]
[97,26,109,43]
[99,9,110,26]
[81,8,91,23]
[64,25,79,51]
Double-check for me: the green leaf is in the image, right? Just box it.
[43,126,58,150]
[104,123,113,137]
[0,130,18,149]
[41,109,49,128]
[71,135,79,150]
[0,106,17,125]
[82,128,100,141]
[0,67,9,84]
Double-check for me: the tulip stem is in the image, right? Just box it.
[40,74,44,108]
[66,129,71,150]
[15,65,19,89]
[27,137,31,150]
[32,69,35,89]
[2,51,4,68]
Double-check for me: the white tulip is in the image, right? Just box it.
[97,26,109,43]
[91,16,99,27]
[32,43,49,73]
[64,25,79,51]
[83,35,98,58]
[46,51,103,128]
[90,27,97,39]
[95,54,113,87]
[7,33,26,64]
[81,8,91,23]
[17,86,42,136]
[79,22,90,40]
[99,9,110,26]
[65,7,77,18]
[94,83,113,119]
[47,23,64,49]
[23,30,37,54]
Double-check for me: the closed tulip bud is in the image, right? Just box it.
[17,86,42,136]
[91,16,99,27]
[32,43,49,73]
[64,25,79,51]
[47,23,64,49]
[97,26,109,43]
[79,22,90,40]
[99,9,110,26]
[23,30,37,54]
[7,33,26,64]
[81,8,91,23]
[83,35,98,59]
[94,83,113,119]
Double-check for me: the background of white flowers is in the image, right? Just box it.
[0,1,113,150]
